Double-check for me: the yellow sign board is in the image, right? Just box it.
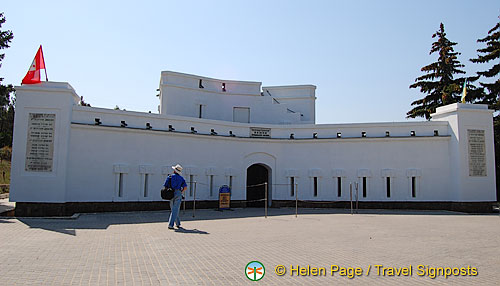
[219,192,231,209]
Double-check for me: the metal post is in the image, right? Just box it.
[265,182,268,218]
[355,182,359,214]
[192,181,197,218]
[295,182,298,218]
[350,183,353,215]
[183,193,186,214]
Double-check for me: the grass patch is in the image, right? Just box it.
[0,160,10,193]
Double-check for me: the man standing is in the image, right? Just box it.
[164,164,187,230]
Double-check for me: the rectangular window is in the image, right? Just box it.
[337,177,342,197]
[189,175,194,196]
[144,174,149,197]
[118,173,124,197]
[290,177,295,197]
[313,177,318,197]
[229,176,233,191]
[209,175,214,197]
[198,105,203,118]
[411,177,416,198]
[362,177,367,198]
[386,177,391,198]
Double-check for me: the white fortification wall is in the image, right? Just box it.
[8,72,497,215]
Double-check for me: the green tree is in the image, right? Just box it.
[470,18,500,201]
[0,145,11,162]
[0,12,14,148]
[407,23,467,119]
[470,19,500,109]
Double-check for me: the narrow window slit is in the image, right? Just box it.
[386,177,391,198]
[313,177,318,197]
[337,177,342,197]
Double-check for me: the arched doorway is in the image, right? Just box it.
[246,163,271,207]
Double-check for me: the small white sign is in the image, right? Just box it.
[250,127,271,138]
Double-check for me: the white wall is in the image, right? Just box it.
[9,80,497,205]
[431,103,496,201]
[159,71,312,124]
[62,123,454,203]
[262,85,316,123]
[10,82,79,202]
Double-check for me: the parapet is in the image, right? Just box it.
[160,71,262,96]
[262,85,316,98]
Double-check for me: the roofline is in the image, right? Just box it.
[262,84,317,90]
[73,105,447,129]
[161,71,262,86]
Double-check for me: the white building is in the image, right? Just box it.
[9,71,497,216]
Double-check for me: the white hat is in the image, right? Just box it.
[171,164,183,174]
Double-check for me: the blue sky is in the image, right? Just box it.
[1,1,499,123]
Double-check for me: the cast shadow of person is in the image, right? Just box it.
[174,227,209,234]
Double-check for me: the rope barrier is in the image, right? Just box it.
[245,198,267,203]
[190,182,296,188]
[246,183,267,188]
[191,182,296,188]
[292,200,351,204]
[189,181,208,186]
[174,180,360,219]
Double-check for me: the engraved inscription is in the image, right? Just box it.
[468,129,486,177]
[25,113,56,172]
[250,127,271,138]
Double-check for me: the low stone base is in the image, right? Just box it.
[14,201,244,217]
[12,200,498,217]
[272,200,498,213]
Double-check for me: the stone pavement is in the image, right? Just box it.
[0,195,14,214]
[0,208,499,285]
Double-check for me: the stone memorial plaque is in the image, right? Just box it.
[25,113,56,172]
[468,129,486,177]
[250,127,271,138]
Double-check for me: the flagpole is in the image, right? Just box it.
[40,45,48,81]
[461,79,467,103]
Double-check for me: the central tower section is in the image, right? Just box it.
[158,71,316,124]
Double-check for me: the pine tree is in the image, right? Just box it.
[0,12,14,104]
[407,23,466,119]
[470,19,500,110]
[0,12,14,147]
[470,17,500,201]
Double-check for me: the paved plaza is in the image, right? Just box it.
[0,207,499,285]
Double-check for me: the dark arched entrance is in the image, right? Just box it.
[246,164,271,207]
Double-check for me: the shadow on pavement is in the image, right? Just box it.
[182,207,473,222]
[15,207,493,236]
[17,211,169,236]
[174,227,209,234]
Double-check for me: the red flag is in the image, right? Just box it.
[22,45,47,84]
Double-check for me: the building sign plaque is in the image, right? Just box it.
[467,129,486,177]
[25,113,56,172]
[250,127,271,138]
[218,185,231,210]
